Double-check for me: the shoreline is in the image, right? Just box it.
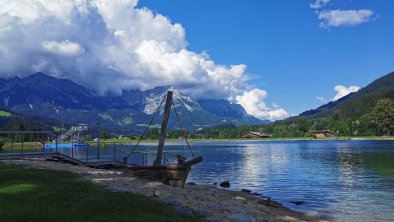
[2,136,393,150]
[1,159,329,222]
[97,136,394,144]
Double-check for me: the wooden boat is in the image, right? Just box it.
[124,91,203,188]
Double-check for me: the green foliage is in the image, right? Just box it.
[0,111,11,117]
[100,131,109,139]
[83,134,93,141]
[362,98,394,136]
[1,118,47,142]
[145,129,160,139]
[331,121,350,136]
[0,138,4,150]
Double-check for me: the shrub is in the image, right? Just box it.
[0,138,4,150]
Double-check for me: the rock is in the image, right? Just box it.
[228,214,256,222]
[256,198,283,208]
[165,197,182,207]
[241,189,252,193]
[266,199,283,208]
[235,196,246,201]
[153,190,160,197]
[290,200,305,205]
[187,182,196,185]
[251,192,261,196]
[219,180,230,188]
[175,207,193,217]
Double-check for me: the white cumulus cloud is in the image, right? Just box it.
[310,0,330,9]
[42,40,85,57]
[333,85,360,101]
[235,89,289,121]
[318,9,374,28]
[0,0,248,100]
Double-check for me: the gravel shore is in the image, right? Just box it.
[1,159,330,222]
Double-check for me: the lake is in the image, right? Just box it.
[146,140,394,221]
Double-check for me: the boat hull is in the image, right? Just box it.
[124,156,203,188]
[126,165,191,188]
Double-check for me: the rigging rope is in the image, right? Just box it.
[172,101,195,158]
[126,94,167,159]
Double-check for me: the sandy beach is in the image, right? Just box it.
[1,159,330,222]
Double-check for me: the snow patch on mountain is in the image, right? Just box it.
[143,87,202,114]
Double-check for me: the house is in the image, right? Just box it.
[241,131,271,138]
[310,130,335,138]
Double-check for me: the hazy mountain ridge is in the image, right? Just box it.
[0,73,266,133]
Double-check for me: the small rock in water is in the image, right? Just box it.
[251,192,261,196]
[219,181,230,188]
[187,182,196,185]
[241,189,252,193]
[290,200,305,205]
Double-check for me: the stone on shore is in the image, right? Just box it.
[219,180,230,188]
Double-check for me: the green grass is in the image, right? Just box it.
[1,142,43,151]
[0,163,201,222]
[0,110,11,117]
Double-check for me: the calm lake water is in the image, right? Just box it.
[146,140,394,221]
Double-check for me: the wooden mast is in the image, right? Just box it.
[154,91,173,165]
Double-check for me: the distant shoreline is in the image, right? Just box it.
[2,137,393,151]
[96,136,394,144]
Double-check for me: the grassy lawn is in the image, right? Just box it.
[0,110,11,117]
[0,163,201,222]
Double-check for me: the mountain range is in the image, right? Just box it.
[0,73,267,134]
[299,71,394,121]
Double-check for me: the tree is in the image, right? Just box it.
[297,117,311,135]
[331,121,350,136]
[369,98,394,136]
[100,131,109,139]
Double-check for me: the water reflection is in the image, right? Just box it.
[188,140,394,221]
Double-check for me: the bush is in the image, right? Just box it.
[0,138,4,150]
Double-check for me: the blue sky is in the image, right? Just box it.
[0,0,393,121]
[138,0,394,115]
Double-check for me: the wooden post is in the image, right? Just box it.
[154,91,173,165]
